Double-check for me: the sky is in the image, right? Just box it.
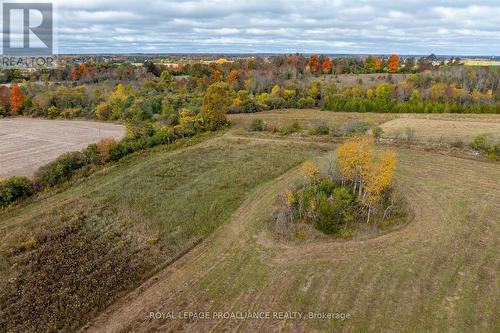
[20,0,500,55]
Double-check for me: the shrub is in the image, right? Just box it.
[108,142,133,162]
[249,119,266,131]
[308,124,330,135]
[313,188,356,235]
[82,143,100,164]
[342,120,372,136]
[449,139,464,149]
[34,152,87,189]
[278,121,301,135]
[60,107,82,119]
[96,138,118,164]
[126,121,155,139]
[266,121,278,133]
[372,126,384,140]
[95,102,111,120]
[291,120,301,132]
[265,97,286,109]
[46,106,60,119]
[0,177,34,207]
[298,97,316,109]
[470,134,488,150]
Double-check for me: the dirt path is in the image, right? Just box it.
[81,134,500,333]
[0,118,125,178]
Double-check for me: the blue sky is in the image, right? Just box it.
[48,0,500,55]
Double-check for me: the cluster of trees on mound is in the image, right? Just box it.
[275,136,403,239]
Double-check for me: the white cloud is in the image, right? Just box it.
[47,0,500,55]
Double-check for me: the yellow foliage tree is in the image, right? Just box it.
[200,82,229,128]
[363,150,396,222]
[335,136,374,194]
[301,162,321,184]
[336,136,397,223]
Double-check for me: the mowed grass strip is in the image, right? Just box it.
[0,134,324,333]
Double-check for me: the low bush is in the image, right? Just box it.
[469,134,500,160]
[308,124,330,135]
[342,120,372,136]
[34,152,88,189]
[278,121,301,135]
[249,119,266,131]
[0,177,34,207]
[449,139,464,149]
[96,137,118,164]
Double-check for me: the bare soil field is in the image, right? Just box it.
[0,118,125,178]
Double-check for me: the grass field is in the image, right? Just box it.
[230,109,500,144]
[81,137,499,333]
[381,117,500,142]
[229,109,397,129]
[0,133,326,332]
[1,111,499,332]
[314,73,409,88]
[0,118,125,178]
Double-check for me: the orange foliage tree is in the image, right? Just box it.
[71,66,80,81]
[10,84,24,114]
[308,55,320,74]
[388,54,400,73]
[374,58,382,71]
[322,57,333,74]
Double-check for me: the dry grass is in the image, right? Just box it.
[0,118,125,178]
[2,112,499,332]
[0,133,325,332]
[381,117,500,142]
[314,73,409,88]
[229,109,397,130]
[230,109,500,144]
[82,131,499,333]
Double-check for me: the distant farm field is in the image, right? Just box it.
[230,109,500,143]
[381,117,500,142]
[229,109,397,129]
[0,118,125,178]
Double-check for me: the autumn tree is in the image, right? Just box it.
[10,84,24,114]
[362,150,396,222]
[388,54,400,73]
[0,85,10,110]
[364,56,375,72]
[79,63,89,80]
[227,70,239,90]
[308,55,320,74]
[322,57,333,74]
[71,66,80,81]
[336,136,397,223]
[373,58,382,72]
[335,136,374,195]
[200,82,229,128]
